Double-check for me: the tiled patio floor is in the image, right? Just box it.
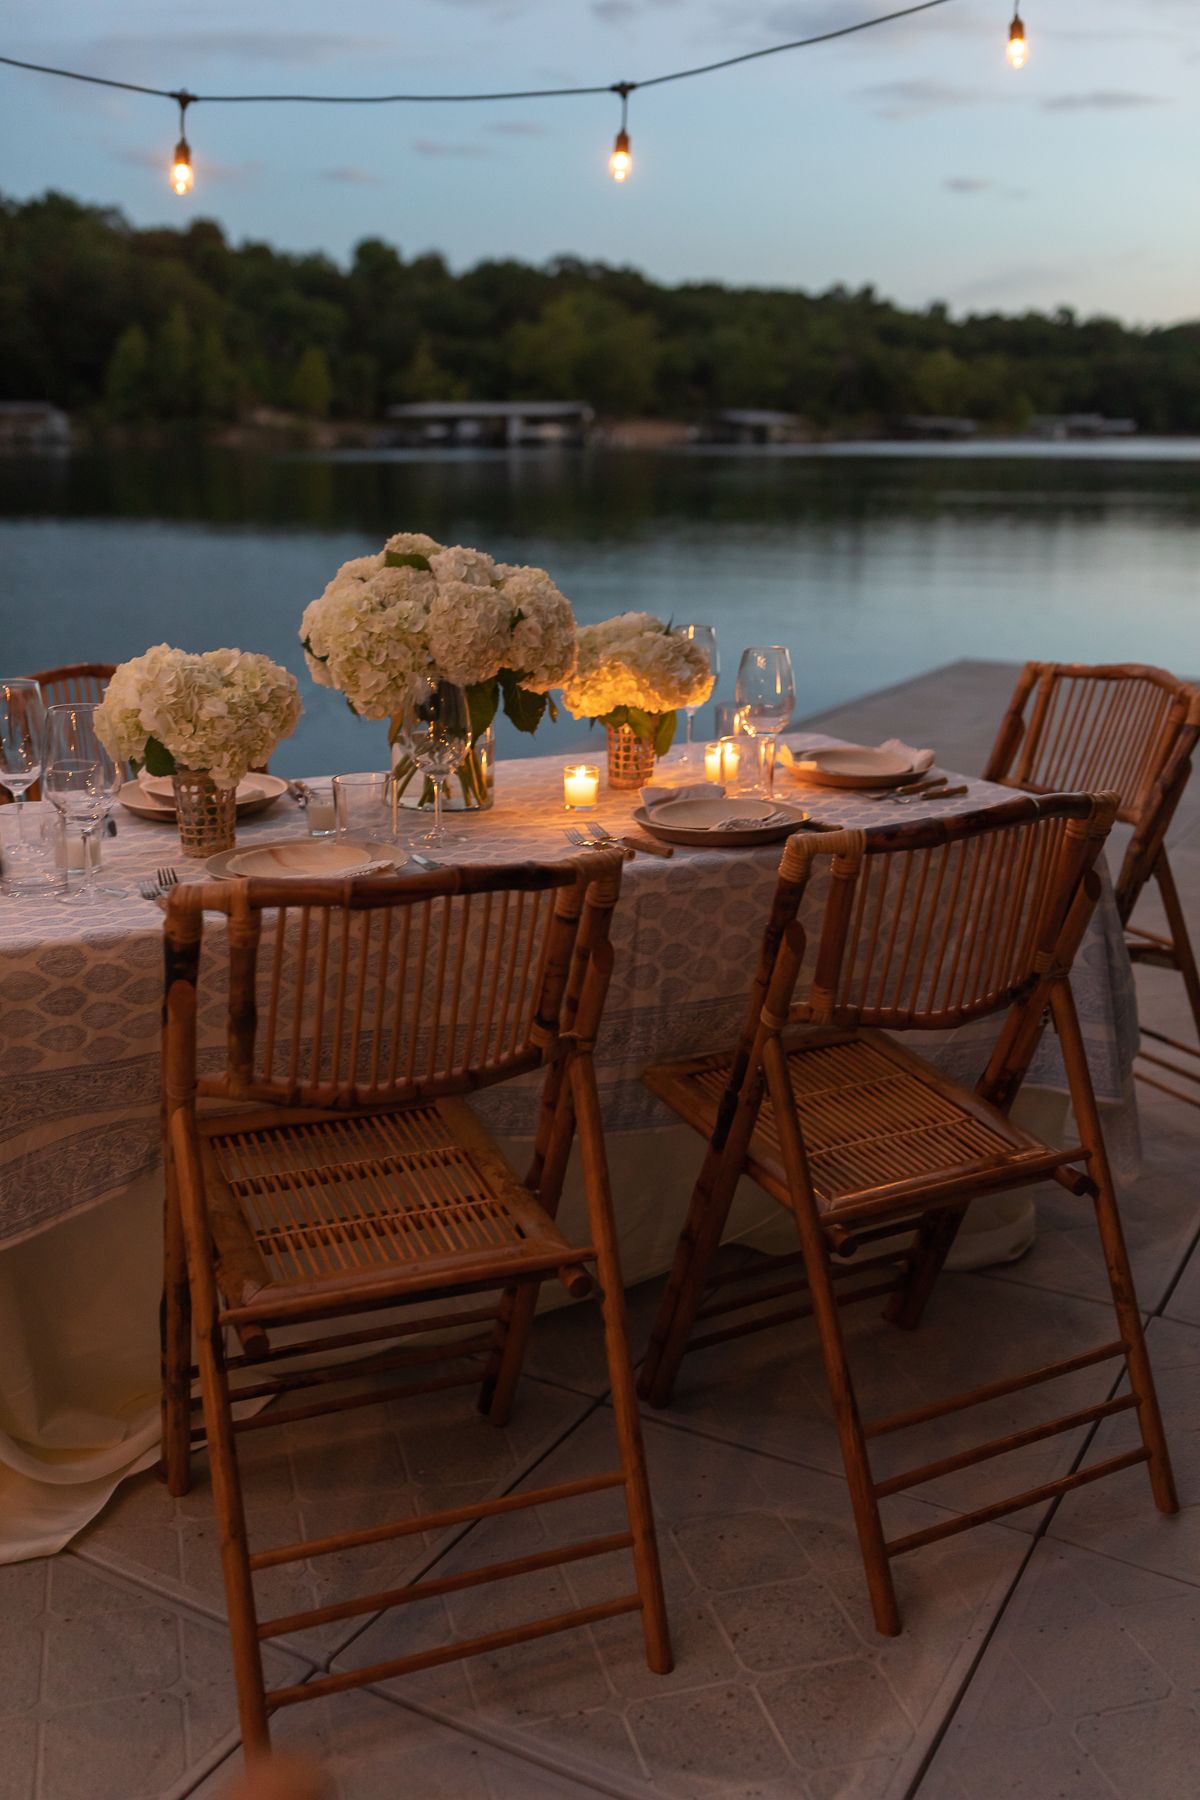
[12,660,1198,1799]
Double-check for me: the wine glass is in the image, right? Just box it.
[42,703,123,904]
[0,678,47,850]
[395,678,471,846]
[735,646,795,796]
[678,625,718,764]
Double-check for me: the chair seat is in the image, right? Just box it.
[645,1028,1086,1221]
[196,1096,591,1321]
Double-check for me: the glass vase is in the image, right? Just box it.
[391,726,495,814]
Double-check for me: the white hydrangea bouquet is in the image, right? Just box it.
[94,644,302,854]
[300,532,577,808]
[560,612,714,788]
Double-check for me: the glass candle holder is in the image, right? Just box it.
[305,783,337,837]
[704,738,742,784]
[563,764,600,811]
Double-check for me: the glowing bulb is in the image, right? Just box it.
[1007,13,1027,69]
[609,128,632,183]
[171,136,193,195]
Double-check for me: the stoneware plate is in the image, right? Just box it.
[633,797,810,849]
[205,837,406,880]
[119,772,289,821]
[783,745,917,789]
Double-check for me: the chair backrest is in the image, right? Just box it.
[28,662,116,707]
[164,850,625,1113]
[768,793,1116,1036]
[984,661,1199,830]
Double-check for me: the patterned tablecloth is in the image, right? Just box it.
[0,734,1139,1250]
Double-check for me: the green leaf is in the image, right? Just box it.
[466,679,500,742]
[142,734,176,776]
[625,707,657,745]
[500,674,547,736]
[384,550,431,571]
[653,710,678,756]
[595,706,629,731]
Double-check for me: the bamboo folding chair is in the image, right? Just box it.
[28,660,116,706]
[161,851,671,1757]
[985,661,1200,1109]
[637,794,1177,1635]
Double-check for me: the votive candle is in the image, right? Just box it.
[563,764,600,810]
[705,739,742,784]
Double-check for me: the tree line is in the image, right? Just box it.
[3,190,1199,432]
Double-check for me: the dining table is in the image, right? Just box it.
[0,732,1142,1562]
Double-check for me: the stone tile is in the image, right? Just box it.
[1048,1316,1200,1585]
[0,1555,302,1800]
[917,1538,1200,1800]
[796,659,1020,780]
[643,1270,1122,1532]
[337,1410,1026,1797]
[524,1274,668,1400]
[1164,1234,1200,1329]
[190,1687,604,1798]
[74,1372,591,1664]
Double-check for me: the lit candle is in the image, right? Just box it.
[563,764,600,810]
[705,739,741,784]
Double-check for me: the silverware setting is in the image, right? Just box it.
[408,851,440,870]
[891,784,971,806]
[865,774,948,802]
[138,866,180,902]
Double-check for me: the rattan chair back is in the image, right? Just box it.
[28,661,116,706]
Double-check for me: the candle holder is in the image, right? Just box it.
[704,738,742,785]
[563,764,600,811]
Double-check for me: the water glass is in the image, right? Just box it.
[0,799,59,897]
[735,646,796,796]
[713,701,748,739]
[42,703,123,904]
[0,677,47,851]
[333,772,395,841]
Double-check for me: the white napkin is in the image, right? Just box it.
[640,781,719,809]
[779,738,935,776]
[711,810,795,832]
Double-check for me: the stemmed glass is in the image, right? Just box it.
[395,678,471,846]
[42,703,123,903]
[678,625,718,764]
[0,677,47,849]
[735,646,795,796]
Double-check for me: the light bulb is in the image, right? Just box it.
[1007,13,1027,69]
[171,136,193,195]
[609,128,632,183]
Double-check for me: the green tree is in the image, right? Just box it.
[103,322,151,420]
[194,324,237,420]
[398,336,464,403]
[152,305,194,417]
[289,345,333,418]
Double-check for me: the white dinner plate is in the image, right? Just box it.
[119,772,289,821]
[633,797,811,849]
[204,837,406,880]
[782,745,917,790]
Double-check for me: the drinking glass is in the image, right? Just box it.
[678,625,718,763]
[332,772,394,841]
[0,678,47,858]
[395,679,471,846]
[41,703,123,904]
[735,646,795,795]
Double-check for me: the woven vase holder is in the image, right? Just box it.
[606,724,657,790]
[172,768,237,856]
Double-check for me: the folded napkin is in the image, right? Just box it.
[779,738,935,776]
[640,781,718,808]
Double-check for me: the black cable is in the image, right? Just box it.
[0,3,955,109]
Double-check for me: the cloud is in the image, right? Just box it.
[859,79,979,120]
[591,0,685,19]
[110,145,262,184]
[90,32,395,65]
[1041,91,1165,112]
[411,138,488,158]
[485,120,547,137]
[319,166,385,186]
[944,176,1028,200]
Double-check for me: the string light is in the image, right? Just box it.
[0,3,968,193]
[1007,9,1028,69]
[170,93,194,194]
[609,85,632,183]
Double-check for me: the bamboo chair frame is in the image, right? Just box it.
[161,851,671,1757]
[637,794,1177,1635]
[28,660,116,706]
[984,661,1200,1109]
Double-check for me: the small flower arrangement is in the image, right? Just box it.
[94,644,302,788]
[301,532,577,739]
[560,612,714,758]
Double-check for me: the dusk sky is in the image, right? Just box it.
[2,0,1197,324]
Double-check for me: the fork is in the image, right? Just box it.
[891,784,970,806]
[589,820,674,859]
[138,879,167,903]
[156,865,179,891]
[865,775,949,802]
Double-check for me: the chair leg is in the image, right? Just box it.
[1051,983,1179,1516]
[639,1072,766,1407]
[884,1206,964,1331]
[573,1057,673,1675]
[1156,853,1200,1041]
[761,1035,901,1637]
[160,1177,193,1496]
[479,1281,540,1428]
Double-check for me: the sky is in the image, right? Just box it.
[1,0,1198,324]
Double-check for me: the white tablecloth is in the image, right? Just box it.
[0,736,1141,1558]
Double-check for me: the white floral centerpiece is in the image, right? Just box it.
[94,644,301,853]
[560,612,714,787]
[300,533,577,808]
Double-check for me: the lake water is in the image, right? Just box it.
[1,441,1197,777]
